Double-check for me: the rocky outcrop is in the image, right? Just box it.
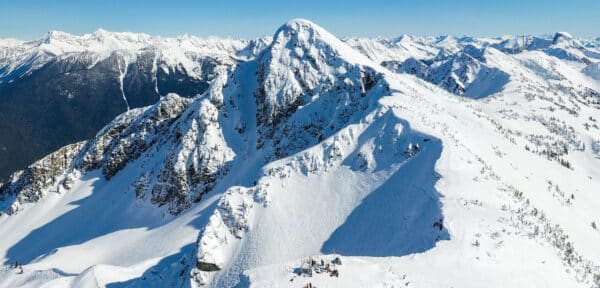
[0,141,85,214]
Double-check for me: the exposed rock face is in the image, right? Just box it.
[0,141,85,214]
[1,93,230,215]
[141,97,235,214]
[81,93,194,179]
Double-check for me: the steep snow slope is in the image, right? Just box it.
[584,62,600,80]
[1,19,600,288]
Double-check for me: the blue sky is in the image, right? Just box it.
[1,0,598,40]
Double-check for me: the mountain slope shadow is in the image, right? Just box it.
[106,243,196,288]
[464,67,510,99]
[322,135,449,256]
[4,170,216,266]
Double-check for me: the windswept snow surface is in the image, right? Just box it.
[1,19,600,288]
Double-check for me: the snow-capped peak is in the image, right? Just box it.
[552,31,575,45]
[0,38,23,48]
[272,18,377,67]
[40,30,74,44]
[92,28,110,36]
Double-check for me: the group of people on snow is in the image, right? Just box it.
[298,255,342,287]
[11,261,23,274]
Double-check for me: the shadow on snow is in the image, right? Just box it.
[106,243,196,288]
[322,117,449,257]
[4,170,215,266]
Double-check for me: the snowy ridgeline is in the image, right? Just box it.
[0,30,271,84]
[1,19,600,288]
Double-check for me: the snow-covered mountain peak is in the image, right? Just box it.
[35,29,155,54]
[40,30,74,44]
[552,31,576,45]
[279,18,316,30]
[434,35,462,53]
[388,34,413,45]
[0,38,23,49]
[271,18,375,66]
[252,18,388,159]
[91,28,110,36]
[277,18,331,34]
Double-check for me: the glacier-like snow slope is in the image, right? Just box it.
[1,19,600,288]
